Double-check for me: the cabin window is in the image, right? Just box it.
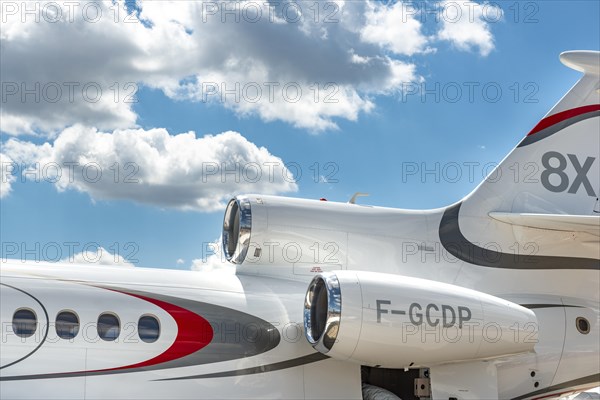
[98,313,120,341]
[576,317,590,334]
[12,309,37,338]
[56,311,80,339]
[138,315,160,343]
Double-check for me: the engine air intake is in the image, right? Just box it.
[304,273,341,354]
[222,197,252,264]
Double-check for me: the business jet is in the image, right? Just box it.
[1,50,599,400]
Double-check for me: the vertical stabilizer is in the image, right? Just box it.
[442,51,599,266]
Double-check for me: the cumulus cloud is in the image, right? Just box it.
[190,237,235,273]
[1,1,500,135]
[3,125,297,210]
[360,1,430,56]
[62,246,135,267]
[0,0,429,134]
[436,1,500,56]
[190,256,234,273]
[1,153,16,198]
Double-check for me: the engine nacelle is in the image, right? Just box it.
[222,195,430,273]
[304,271,538,368]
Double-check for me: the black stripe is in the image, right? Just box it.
[439,203,600,270]
[156,353,329,381]
[0,283,50,370]
[511,373,600,400]
[520,304,584,309]
[518,111,600,147]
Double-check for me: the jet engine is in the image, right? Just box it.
[222,195,431,273]
[304,271,538,368]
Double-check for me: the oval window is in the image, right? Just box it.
[56,311,80,339]
[13,309,37,338]
[98,313,120,341]
[138,315,160,343]
[576,317,590,334]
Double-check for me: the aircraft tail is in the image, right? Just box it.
[443,51,599,267]
[465,51,600,217]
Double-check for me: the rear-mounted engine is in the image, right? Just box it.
[304,271,538,368]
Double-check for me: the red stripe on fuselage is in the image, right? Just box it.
[90,289,213,372]
[527,104,600,136]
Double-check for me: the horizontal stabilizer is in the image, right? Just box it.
[489,212,600,237]
[560,50,600,75]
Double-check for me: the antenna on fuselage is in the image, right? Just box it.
[349,192,369,204]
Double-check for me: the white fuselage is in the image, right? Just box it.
[1,262,362,399]
[1,249,598,400]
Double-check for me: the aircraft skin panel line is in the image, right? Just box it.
[510,373,600,400]
[488,212,600,237]
[0,284,50,370]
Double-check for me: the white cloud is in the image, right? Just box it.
[3,125,297,210]
[436,1,500,56]
[360,1,430,56]
[62,246,135,267]
[0,0,425,135]
[190,256,234,273]
[1,1,500,135]
[1,153,16,198]
[190,237,235,273]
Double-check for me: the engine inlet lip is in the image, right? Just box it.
[222,196,252,264]
[304,273,341,353]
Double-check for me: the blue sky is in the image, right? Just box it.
[1,0,599,269]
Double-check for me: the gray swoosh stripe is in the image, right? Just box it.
[439,203,600,270]
[0,283,50,370]
[518,111,600,147]
[0,287,281,381]
[114,287,281,370]
[156,353,329,381]
[511,373,600,400]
